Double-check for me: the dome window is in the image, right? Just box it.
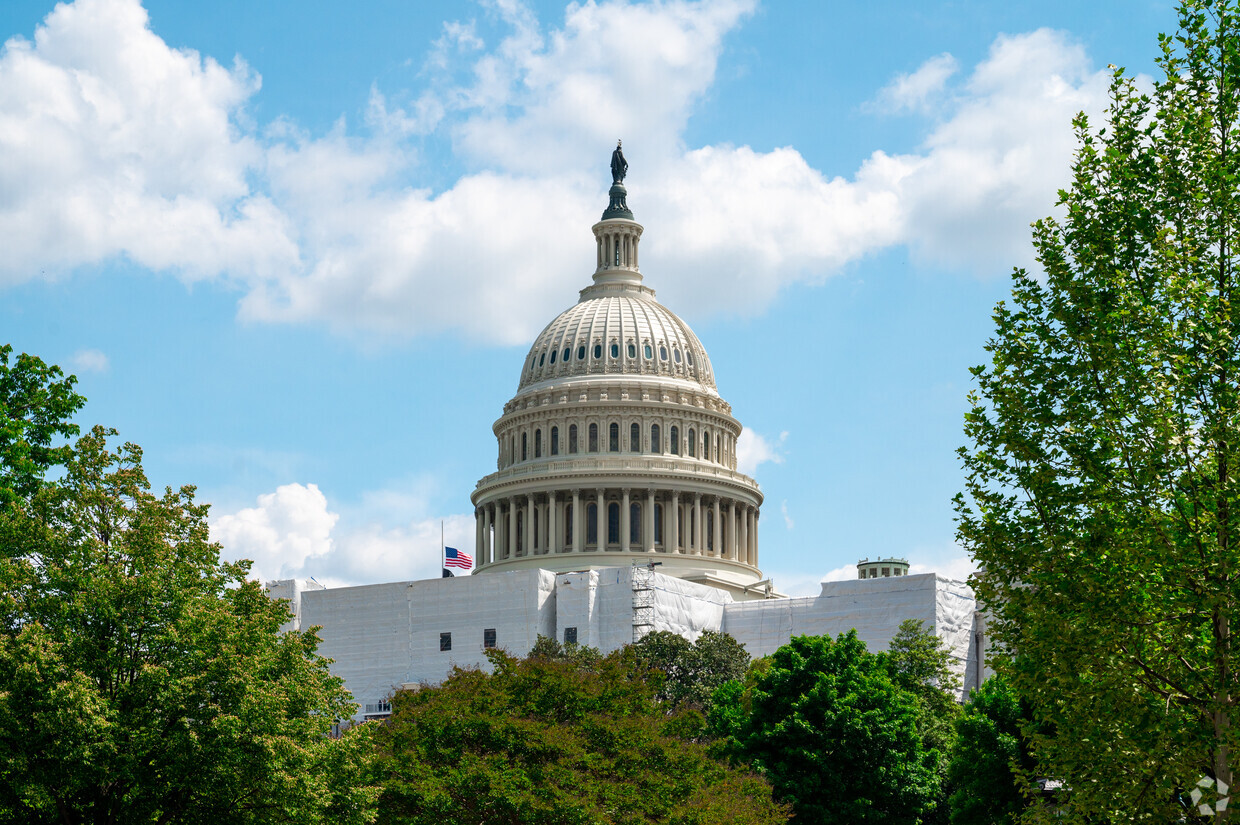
[550,350,557,364]
[593,344,602,359]
[609,422,619,452]
[627,343,636,358]
[673,349,681,364]
[630,423,640,452]
[539,352,545,366]
[670,425,679,455]
[610,343,619,358]
[551,426,559,456]
[588,423,599,452]
[522,433,528,462]
[644,344,653,359]
[563,347,570,362]
[569,424,578,454]
[688,428,696,457]
[659,346,668,361]
[686,351,694,366]
[534,429,542,458]
[577,345,586,360]
[651,424,661,453]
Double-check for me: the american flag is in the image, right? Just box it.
[444,547,473,571]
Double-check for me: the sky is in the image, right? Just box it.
[0,0,1180,594]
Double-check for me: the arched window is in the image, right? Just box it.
[516,511,524,555]
[565,503,573,546]
[716,435,721,462]
[550,349,557,364]
[587,504,598,545]
[688,428,696,457]
[578,345,586,360]
[610,343,619,358]
[608,502,620,544]
[703,432,710,461]
[589,423,599,452]
[522,432,528,461]
[534,429,542,458]
[563,347,570,362]
[630,422,640,452]
[651,424,661,453]
[551,426,559,456]
[569,424,578,454]
[614,243,621,266]
[670,425,679,455]
[630,503,641,544]
[654,503,663,545]
[609,422,619,452]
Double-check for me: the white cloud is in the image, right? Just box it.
[210,479,475,586]
[869,52,958,114]
[0,2,1117,342]
[69,348,109,373]
[780,500,793,530]
[736,428,787,476]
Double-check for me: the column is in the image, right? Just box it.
[507,498,516,559]
[485,504,494,565]
[669,492,680,554]
[712,497,721,557]
[497,500,507,560]
[572,489,582,552]
[739,505,749,566]
[692,494,703,555]
[645,489,655,552]
[475,508,484,562]
[753,510,759,566]
[595,488,605,550]
[728,501,738,561]
[621,489,631,552]
[524,496,534,557]
[550,492,560,554]
[540,498,549,554]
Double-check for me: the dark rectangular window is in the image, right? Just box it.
[440,632,452,652]
[564,627,578,645]
[484,628,496,649]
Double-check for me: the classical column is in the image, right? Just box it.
[669,491,680,554]
[692,494,703,555]
[621,488,631,552]
[507,498,517,559]
[712,497,721,557]
[485,504,494,565]
[524,496,534,557]
[753,510,759,566]
[739,505,749,566]
[550,492,561,554]
[728,501,738,561]
[497,501,507,560]
[475,508,484,562]
[595,488,605,550]
[572,489,582,552]
[645,489,655,552]
[540,498,549,554]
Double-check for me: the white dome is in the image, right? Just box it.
[518,283,716,393]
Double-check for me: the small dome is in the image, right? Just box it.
[517,285,716,392]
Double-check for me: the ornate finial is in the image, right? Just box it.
[602,141,633,220]
[610,140,628,184]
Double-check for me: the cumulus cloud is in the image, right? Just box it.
[69,348,109,373]
[737,428,787,476]
[0,0,1118,342]
[211,480,474,587]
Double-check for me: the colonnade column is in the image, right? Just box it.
[523,496,532,557]
[621,488,631,552]
[645,489,655,552]
[497,500,508,560]
[714,498,724,555]
[572,489,582,552]
[541,497,550,554]
[739,505,749,566]
[550,492,560,554]
[485,504,494,565]
[692,494,703,555]
[475,508,484,562]
[753,511,759,566]
[595,488,605,550]
[669,492,680,553]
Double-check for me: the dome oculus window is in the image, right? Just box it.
[550,350,557,364]
[659,346,668,361]
[673,349,681,364]
[627,343,636,358]
[686,351,694,366]
[577,345,586,361]
[563,347,570,362]
[644,344,653,359]
[610,343,619,358]
[539,352,545,366]
[593,344,602,359]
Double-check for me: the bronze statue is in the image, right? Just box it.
[610,140,628,184]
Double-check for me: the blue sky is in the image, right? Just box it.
[0,0,1178,593]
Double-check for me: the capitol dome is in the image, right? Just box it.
[470,146,767,598]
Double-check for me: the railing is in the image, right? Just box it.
[474,456,758,491]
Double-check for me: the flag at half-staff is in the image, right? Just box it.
[443,546,473,576]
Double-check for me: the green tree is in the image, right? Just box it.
[955,1,1240,819]
[712,632,936,825]
[0,344,86,509]
[946,674,1033,825]
[374,646,788,825]
[0,427,376,824]
[887,620,962,825]
[632,629,750,712]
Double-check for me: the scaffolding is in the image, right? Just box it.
[632,562,655,642]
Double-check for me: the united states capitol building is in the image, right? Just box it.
[270,147,984,719]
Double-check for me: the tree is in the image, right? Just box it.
[955,1,1240,819]
[0,344,85,509]
[711,632,936,825]
[887,620,963,825]
[373,646,788,825]
[632,629,750,712]
[946,674,1033,825]
[0,427,376,824]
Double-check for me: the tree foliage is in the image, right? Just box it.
[0,344,85,509]
[0,427,375,824]
[632,630,750,712]
[946,674,1033,825]
[955,2,1240,819]
[373,646,788,825]
[711,632,936,825]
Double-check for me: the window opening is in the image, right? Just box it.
[628,343,636,358]
[578,345,586,360]
[564,627,578,645]
[689,428,696,457]
[569,424,578,453]
[674,349,681,364]
[608,502,620,544]
[484,628,497,649]
[550,349,557,364]
[565,503,574,546]
[522,433,527,461]
[551,426,559,456]
[593,344,602,359]
[655,503,663,544]
[630,423,640,452]
[670,426,679,455]
[659,346,668,361]
[535,429,542,458]
[587,504,598,545]
[610,343,619,358]
[539,352,545,366]
[630,503,641,544]
[644,344,653,359]
[609,422,619,452]
[651,424,661,453]
[589,423,599,452]
[440,632,452,652]
[563,347,570,362]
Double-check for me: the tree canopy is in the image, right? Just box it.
[632,629,750,712]
[711,632,937,825]
[0,344,85,509]
[0,427,375,824]
[946,674,1033,825]
[373,646,788,825]
[955,1,1240,819]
